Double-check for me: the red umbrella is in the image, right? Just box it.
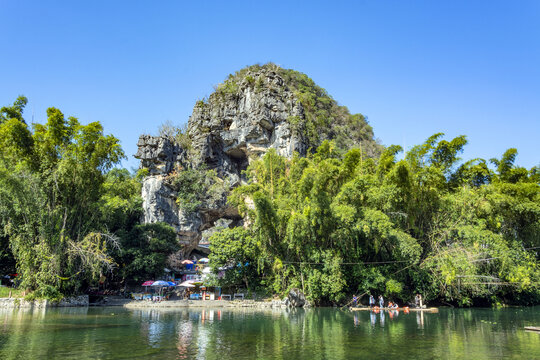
[141,281,154,294]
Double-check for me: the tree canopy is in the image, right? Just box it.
[1,95,538,307]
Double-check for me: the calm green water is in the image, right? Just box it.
[0,306,539,359]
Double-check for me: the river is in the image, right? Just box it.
[0,306,539,359]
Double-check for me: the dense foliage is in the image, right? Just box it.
[208,227,259,291]
[210,135,540,306]
[0,98,178,298]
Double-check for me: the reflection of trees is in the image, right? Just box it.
[0,307,539,358]
[0,307,89,359]
[176,308,540,359]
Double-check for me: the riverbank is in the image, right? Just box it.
[0,296,292,309]
[124,299,288,309]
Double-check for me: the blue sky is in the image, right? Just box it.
[1,1,538,170]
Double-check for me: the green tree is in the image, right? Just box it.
[0,95,27,124]
[0,97,124,297]
[119,223,178,282]
[209,227,260,290]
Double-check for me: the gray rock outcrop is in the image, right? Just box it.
[284,288,307,307]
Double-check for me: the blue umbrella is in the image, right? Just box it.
[151,280,171,298]
[167,281,176,287]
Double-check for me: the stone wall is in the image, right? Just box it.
[0,295,89,308]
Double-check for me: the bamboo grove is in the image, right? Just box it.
[210,136,540,306]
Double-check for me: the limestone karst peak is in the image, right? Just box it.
[135,63,381,257]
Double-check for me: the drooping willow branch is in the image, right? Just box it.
[67,232,120,276]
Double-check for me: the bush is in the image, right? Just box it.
[25,285,63,301]
[385,279,404,296]
[245,75,255,86]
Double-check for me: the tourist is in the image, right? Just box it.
[352,295,358,307]
[378,295,384,308]
[415,294,423,308]
[369,294,375,308]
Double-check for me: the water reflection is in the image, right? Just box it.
[370,311,376,326]
[0,307,539,359]
[417,311,425,329]
[176,319,193,359]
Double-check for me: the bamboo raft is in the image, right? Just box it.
[524,326,540,332]
[350,307,439,313]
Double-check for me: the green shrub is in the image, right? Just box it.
[25,285,63,301]
[385,279,404,296]
[245,75,255,86]
[170,167,229,214]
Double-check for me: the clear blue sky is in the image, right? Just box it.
[1,1,539,170]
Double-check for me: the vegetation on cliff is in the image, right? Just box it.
[168,166,229,215]
[210,63,381,157]
[210,135,540,306]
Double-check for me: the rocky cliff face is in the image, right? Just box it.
[135,64,380,258]
[136,67,307,256]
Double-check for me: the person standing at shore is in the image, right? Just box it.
[378,295,384,308]
[369,294,375,308]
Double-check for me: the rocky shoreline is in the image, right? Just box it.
[123,299,292,309]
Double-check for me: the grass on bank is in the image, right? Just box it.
[0,287,24,298]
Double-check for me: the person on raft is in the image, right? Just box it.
[378,295,384,308]
[415,294,423,308]
[369,294,375,308]
[388,302,398,309]
[352,295,358,307]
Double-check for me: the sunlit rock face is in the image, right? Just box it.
[135,68,306,256]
